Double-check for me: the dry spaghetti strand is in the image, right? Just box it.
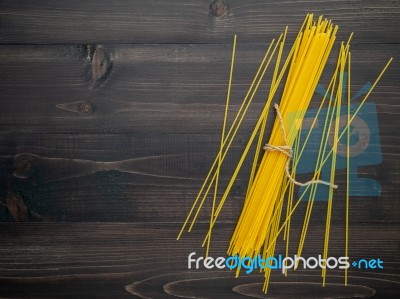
[206,34,237,257]
[177,35,279,240]
[229,15,338,261]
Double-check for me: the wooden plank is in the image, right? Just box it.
[0,2,398,297]
[0,223,397,298]
[0,44,398,134]
[0,43,398,222]
[0,0,399,44]
[0,132,398,223]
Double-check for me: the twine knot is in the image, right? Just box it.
[263,103,338,189]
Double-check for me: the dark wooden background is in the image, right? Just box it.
[0,0,399,298]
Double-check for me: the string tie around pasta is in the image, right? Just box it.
[263,103,338,189]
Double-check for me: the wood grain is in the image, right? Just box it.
[0,0,399,44]
[0,44,398,134]
[0,43,398,223]
[0,0,399,297]
[0,223,397,298]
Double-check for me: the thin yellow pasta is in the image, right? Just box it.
[177,13,393,294]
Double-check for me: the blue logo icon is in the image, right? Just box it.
[293,79,382,200]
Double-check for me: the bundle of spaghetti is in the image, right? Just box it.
[228,14,338,259]
[274,41,351,290]
[258,67,341,290]
[199,16,310,250]
[177,12,393,294]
